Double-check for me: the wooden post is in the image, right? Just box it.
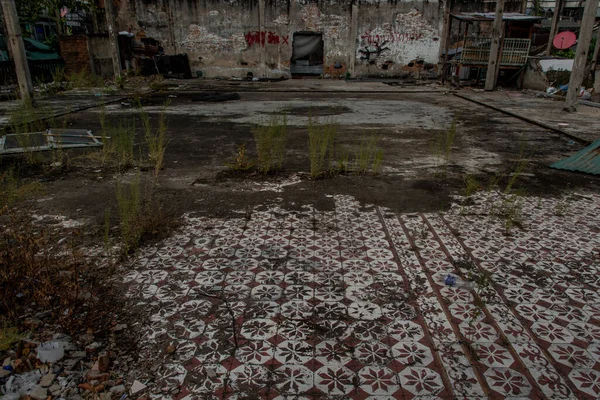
[104,0,122,78]
[0,0,33,102]
[563,0,600,111]
[485,0,505,91]
[546,0,564,55]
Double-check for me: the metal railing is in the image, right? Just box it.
[0,59,66,86]
[461,38,531,66]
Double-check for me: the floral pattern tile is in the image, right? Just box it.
[123,192,600,399]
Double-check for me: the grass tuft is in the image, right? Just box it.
[308,117,337,178]
[252,116,287,174]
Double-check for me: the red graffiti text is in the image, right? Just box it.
[245,31,289,47]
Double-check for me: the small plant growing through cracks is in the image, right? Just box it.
[228,144,254,172]
[252,116,287,174]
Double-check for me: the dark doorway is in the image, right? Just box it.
[290,33,324,76]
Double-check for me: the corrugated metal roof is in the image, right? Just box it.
[551,140,600,175]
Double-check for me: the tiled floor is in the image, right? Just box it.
[124,191,600,399]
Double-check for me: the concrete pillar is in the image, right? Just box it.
[0,0,33,102]
[484,0,505,91]
[104,0,122,78]
[589,30,600,75]
[439,0,452,63]
[563,0,599,111]
[593,31,600,96]
[546,0,564,55]
[259,0,266,77]
[349,2,358,77]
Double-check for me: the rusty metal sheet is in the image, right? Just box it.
[551,140,600,175]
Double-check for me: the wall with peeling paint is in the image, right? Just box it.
[117,0,444,78]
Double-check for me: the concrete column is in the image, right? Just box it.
[593,31,600,96]
[589,30,600,75]
[484,0,505,91]
[349,2,358,77]
[104,0,122,78]
[439,0,452,63]
[563,0,599,111]
[259,0,266,77]
[546,0,564,55]
[0,0,33,102]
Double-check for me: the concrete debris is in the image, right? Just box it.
[39,373,56,387]
[130,380,147,394]
[28,385,48,400]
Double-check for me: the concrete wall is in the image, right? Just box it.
[116,0,445,78]
[88,34,114,77]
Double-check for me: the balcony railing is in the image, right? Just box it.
[461,38,531,66]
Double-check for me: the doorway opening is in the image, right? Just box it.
[290,33,324,76]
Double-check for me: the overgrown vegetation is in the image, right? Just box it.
[0,205,113,334]
[115,175,175,256]
[252,116,288,174]
[0,168,44,209]
[308,117,336,178]
[96,105,137,171]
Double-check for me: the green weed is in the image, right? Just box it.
[117,175,142,255]
[252,116,287,174]
[308,117,337,178]
[114,120,136,171]
[0,168,44,210]
[356,135,383,175]
[0,325,22,351]
[140,101,170,177]
[115,175,176,256]
[432,118,458,174]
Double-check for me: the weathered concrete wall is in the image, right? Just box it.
[117,0,444,78]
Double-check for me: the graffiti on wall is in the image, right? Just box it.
[357,9,440,65]
[359,41,390,63]
[361,30,425,45]
[181,24,246,53]
[245,31,289,47]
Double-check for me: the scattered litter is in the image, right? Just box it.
[557,123,569,127]
[551,139,600,175]
[36,342,64,363]
[444,274,475,291]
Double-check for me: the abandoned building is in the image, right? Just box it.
[106,0,520,79]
